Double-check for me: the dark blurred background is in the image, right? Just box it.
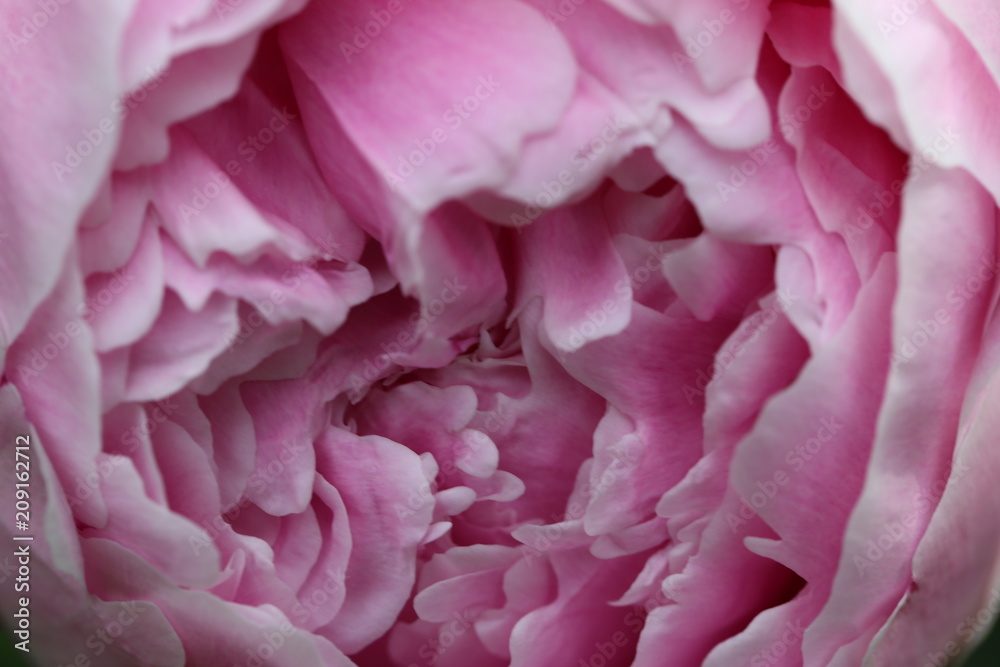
[2,617,1000,665]
[963,622,1000,666]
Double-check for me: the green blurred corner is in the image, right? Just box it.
[0,625,36,667]
[960,616,1000,667]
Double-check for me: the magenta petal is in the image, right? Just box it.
[279,0,577,213]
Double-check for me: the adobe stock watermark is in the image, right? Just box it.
[518,443,642,564]
[290,567,346,626]
[563,241,671,354]
[117,397,181,452]
[582,594,801,667]
[65,397,180,511]
[749,619,807,666]
[6,0,73,54]
[922,587,1000,667]
[54,600,145,667]
[672,0,751,71]
[177,107,297,223]
[890,254,998,368]
[232,618,298,667]
[541,0,589,27]
[578,627,633,667]
[383,76,502,191]
[215,0,268,20]
[726,416,844,532]
[392,402,513,522]
[878,0,928,39]
[683,289,797,405]
[222,234,342,352]
[509,115,628,227]
[407,608,478,666]
[777,84,836,142]
[338,0,411,62]
[714,137,781,203]
[845,126,960,245]
[715,83,835,202]
[51,66,169,182]
[854,462,970,577]
[579,584,672,667]
[189,438,310,556]
[347,276,468,394]
[15,268,136,384]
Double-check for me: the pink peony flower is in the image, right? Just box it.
[1,0,999,666]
